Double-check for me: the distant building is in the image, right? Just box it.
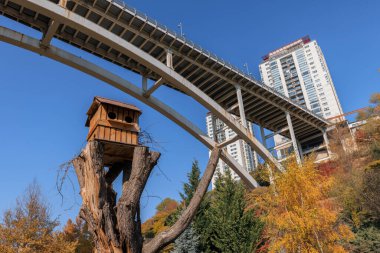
[259,36,344,160]
[206,113,257,188]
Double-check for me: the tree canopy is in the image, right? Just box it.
[0,181,77,253]
[251,157,353,252]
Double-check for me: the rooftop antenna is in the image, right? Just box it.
[177,22,185,37]
[243,63,252,76]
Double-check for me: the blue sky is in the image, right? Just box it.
[0,0,379,224]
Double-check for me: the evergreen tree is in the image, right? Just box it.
[172,225,200,253]
[202,170,263,253]
[169,160,206,252]
[351,226,380,252]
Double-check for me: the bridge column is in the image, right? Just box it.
[260,126,267,149]
[322,129,332,157]
[285,111,302,165]
[251,126,259,168]
[142,76,147,92]
[236,85,258,168]
[297,140,304,162]
[166,49,173,69]
[236,85,247,128]
[211,113,218,143]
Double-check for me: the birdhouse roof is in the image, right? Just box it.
[85,96,142,127]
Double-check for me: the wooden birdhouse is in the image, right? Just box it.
[85,97,142,166]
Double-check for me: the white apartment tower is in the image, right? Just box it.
[206,113,257,188]
[259,36,344,159]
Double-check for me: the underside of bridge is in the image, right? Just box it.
[0,0,330,188]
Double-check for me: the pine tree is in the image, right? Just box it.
[170,160,205,252]
[180,161,201,207]
[351,226,380,252]
[202,170,264,253]
[172,225,200,253]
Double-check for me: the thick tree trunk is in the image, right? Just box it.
[73,141,160,253]
[73,141,220,253]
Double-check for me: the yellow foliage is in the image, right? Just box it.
[0,182,78,253]
[251,156,353,252]
[141,198,178,238]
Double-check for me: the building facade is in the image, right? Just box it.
[259,36,344,160]
[206,113,257,188]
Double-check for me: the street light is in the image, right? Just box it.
[177,22,185,37]
[243,63,252,76]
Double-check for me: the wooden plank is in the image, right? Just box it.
[116,128,121,142]
[122,130,127,143]
[122,108,126,123]
[100,104,106,120]
[117,106,122,121]
[104,126,110,141]
[110,127,116,142]
[132,133,138,145]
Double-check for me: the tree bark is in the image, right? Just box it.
[73,141,220,253]
[73,141,160,253]
[116,147,160,252]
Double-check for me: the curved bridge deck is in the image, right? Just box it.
[0,0,330,188]
[0,0,328,139]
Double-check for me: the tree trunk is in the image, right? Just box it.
[73,141,160,253]
[73,140,220,253]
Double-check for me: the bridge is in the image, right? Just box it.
[0,0,330,189]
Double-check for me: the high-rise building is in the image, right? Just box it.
[259,36,344,160]
[206,113,257,188]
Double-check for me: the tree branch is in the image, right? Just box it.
[143,147,221,253]
[116,146,160,252]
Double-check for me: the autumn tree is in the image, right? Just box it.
[63,217,94,252]
[202,170,263,253]
[0,181,77,253]
[141,198,179,240]
[252,156,353,252]
[328,92,380,252]
[141,198,179,252]
[356,92,380,120]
